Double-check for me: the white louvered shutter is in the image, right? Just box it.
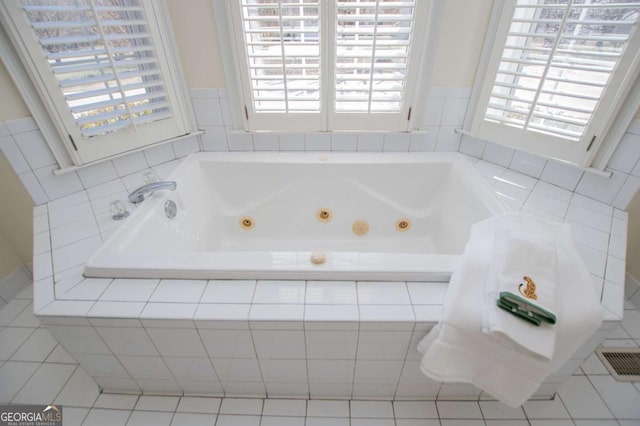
[330,0,419,130]
[230,0,428,131]
[4,0,189,164]
[471,0,640,165]
[232,0,323,131]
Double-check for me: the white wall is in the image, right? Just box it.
[627,188,640,282]
[0,229,22,281]
[166,0,225,88]
[0,151,33,279]
[0,53,30,121]
[0,66,33,281]
[431,0,493,87]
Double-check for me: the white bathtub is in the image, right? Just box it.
[84,152,509,281]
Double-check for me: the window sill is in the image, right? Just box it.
[454,128,613,179]
[52,131,204,176]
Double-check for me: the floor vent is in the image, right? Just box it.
[596,348,640,382]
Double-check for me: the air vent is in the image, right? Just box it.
[596,348,640,382]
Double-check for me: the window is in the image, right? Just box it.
[225,0,433,131]
[0,0,194,165]
[469,0,640,166]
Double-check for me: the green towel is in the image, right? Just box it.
[496,291,556,326]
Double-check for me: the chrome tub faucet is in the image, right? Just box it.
[128,181,177,203]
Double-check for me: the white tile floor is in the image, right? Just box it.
[1,285,640,425]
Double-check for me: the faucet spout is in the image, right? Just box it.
[128,181,177,203]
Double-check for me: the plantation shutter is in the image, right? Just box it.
[230,0,427,131]
[471,0,640,165]
[330,0,417,130]
[3,0,189,164]
[232,0,323,131]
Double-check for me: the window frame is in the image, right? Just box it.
[0,0,197,168]
[466,0,640,168]
[215,0,439,132]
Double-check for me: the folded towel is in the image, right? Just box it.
[483,222,558,360]
[418,212,602,407]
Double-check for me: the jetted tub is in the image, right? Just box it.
[84,152,509,281]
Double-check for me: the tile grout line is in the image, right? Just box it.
[4,325,38,365]
[190,306,225,398]
[584,370,632,422]
[2,357,40,405]
[51,364,82,407]
[351,282,362,401]
[302,280,312,401]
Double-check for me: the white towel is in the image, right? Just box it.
[482,220,558,360]
[417,212,602,407]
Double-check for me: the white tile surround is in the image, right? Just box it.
[1,295,640,426]
[0,87,636,401]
